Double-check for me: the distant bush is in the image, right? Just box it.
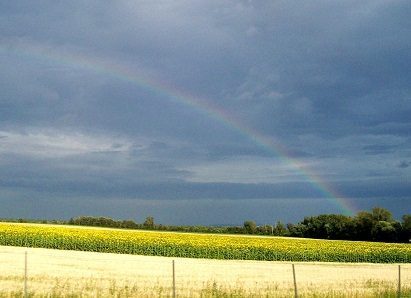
[69,216,140,229]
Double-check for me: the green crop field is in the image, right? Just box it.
[0,222,410,263]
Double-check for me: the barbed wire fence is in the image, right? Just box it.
[0,248,408,297]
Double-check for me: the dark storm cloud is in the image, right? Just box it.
[0,1,410,223]
[2,1,410,139]
[221,1,411,139]
[398,161,410,169]
[1,147,409,201]
[362,144,396,155]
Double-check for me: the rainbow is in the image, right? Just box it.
[1,40,357,215]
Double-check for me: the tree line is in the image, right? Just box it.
[2,207,410,243]
[245,207,410,243]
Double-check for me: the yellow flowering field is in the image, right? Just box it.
[0,222,409,263]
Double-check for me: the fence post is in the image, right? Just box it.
[397,265,401,298]
[172,260,176,298]
[24,251,28,298]
[292,264,298,298]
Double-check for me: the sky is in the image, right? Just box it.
[0,1,410,225]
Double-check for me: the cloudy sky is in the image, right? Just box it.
[0,1,410,225]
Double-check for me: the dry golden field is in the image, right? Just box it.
[0,245,410,297]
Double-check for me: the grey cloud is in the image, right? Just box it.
[1,1,410,223]
[3,1,410,140]
[398,161,410,169]
[362,144,395,155]
[222,1,411,139]
[1,147,409,201]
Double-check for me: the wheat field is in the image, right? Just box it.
[0,245,409,297]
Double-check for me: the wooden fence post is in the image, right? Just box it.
[397,265,401,298]
[24,251,28,298]
[292,263,298,298]
[172,260,176,298]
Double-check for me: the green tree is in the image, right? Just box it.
[371,207,393,222]
[354,208,395,241]
[287,223,307,237]
[299,214,354,240]
[243,220,257,234]
[372,221,397,242]
[401,214,411,242]
[354,211,374,240]
[143,216,155,229]
[258,225,273,235]
[121,219,138,229]
[274,221,287,236]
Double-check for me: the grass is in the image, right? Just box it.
[0,279,409,297]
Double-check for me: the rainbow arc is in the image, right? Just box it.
[1,41,356,215]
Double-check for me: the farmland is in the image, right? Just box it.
[0,222,410,263]
[1,245,410,297]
